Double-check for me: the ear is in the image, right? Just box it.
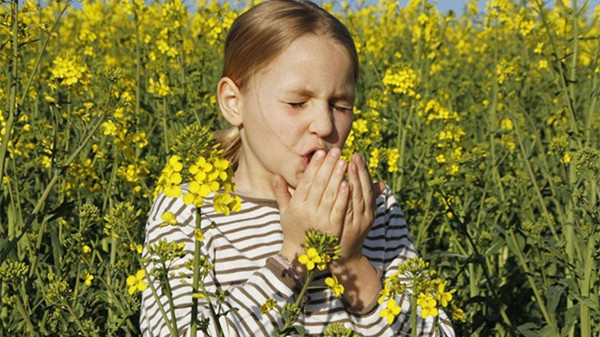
[217,77,243,126]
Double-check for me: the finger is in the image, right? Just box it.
[273,174,292,213]
[320,158,347,211]
[306,147,342,203]
[330,181,350,231]
[348,160,366,217]
[353,154,374,209]
[294,149,326,198]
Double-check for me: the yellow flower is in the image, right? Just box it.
[164,173,183,198]
[127,269,148,295]
[161,211,178,225]
[213,192,241,215]
[130,243,143,254]
[298,247,322,271]
[183,181,212,206]
[83,272,94,286]
[325,275,344,297]
[317,253,331,271]
[560,152,571,164]
[452,303,467,322]
[83,245,91,253]
[534,42,544,54]
[386,148,400,173]
[380,298,401,325]
[417,293,439,319]
[194,229,205,241]
[436,282,455,307]
[50,54,90,87]
[148,74,171,97]
[500,117,513,131]
[260,298,277,315]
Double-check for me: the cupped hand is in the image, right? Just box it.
[274,148,351,263]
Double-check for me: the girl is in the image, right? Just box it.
[141,1,455,336]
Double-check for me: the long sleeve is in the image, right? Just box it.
[140,191,295,336]
[139,186,455,336]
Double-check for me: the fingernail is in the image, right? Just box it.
[329,148,341,157]
[314,150,325,160]
[336,159,346,171]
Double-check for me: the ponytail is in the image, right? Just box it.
[215,127,242,170]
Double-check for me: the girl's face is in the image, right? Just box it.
[233,34,355,198]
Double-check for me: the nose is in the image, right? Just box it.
[308,103,333,138]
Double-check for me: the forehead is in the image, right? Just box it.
[251,35,356,96]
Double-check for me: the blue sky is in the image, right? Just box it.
[404,0,600,14]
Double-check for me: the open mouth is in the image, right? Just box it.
[302,148,326,167]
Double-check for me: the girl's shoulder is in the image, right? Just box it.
[146,185,279,228]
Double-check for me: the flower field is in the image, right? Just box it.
[1,0,599,335]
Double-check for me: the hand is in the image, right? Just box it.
[335,153,386,264]
[274,148,351,266]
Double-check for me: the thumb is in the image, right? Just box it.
[273,174,291,212]
[373,181,386,196]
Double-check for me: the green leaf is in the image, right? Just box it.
[539,324,557,337]
[517,323,540,337]
[544,284,564,315]
[50,231,63,271]
[561,304,579,337]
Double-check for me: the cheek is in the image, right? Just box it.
[337,115,353,144]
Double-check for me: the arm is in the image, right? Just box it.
[140,192,299,337]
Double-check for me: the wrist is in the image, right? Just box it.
[277,247,306,277]
[329,256,381,310]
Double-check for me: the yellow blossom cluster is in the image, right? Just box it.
[50,54,91,88]
[378,257,464,325]
[382,65,418,97]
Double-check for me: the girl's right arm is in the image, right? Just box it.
[139,192,298,337]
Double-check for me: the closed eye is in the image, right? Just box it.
[333,105,353,113]
[288,102,306,109]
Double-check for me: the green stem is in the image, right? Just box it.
[411,295,417,337]
[512,117,559,240]
[507,229,558,334]
[99,276,137,332]
[158,261,181,337]
[579,232,595,337]
[62,297,96,337]
[199,278,223,337]
[162,98,170,151]
[135,9,141,117]
[191,210,204,337]
[1,0,20,196]
[277,270,315,335]
[14,296,35,336]
[569,0,578,112]
[141,261,180,337]
[534,0,579,136]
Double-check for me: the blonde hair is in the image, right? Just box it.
[216,0,358,167]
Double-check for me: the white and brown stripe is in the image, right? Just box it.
[140,185,455,336]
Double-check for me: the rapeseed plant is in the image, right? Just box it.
[2,0,599,335]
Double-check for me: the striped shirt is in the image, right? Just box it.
[140,184,455,336]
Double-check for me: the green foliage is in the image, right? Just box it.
[1,0,599,336]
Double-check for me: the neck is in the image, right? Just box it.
[233,155,277,200]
